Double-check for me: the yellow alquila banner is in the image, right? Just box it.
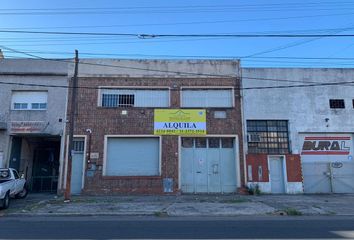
[154,109,206,135]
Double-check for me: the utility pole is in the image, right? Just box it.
[64,50,79,201]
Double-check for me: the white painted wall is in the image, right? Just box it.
[242,68,354,154]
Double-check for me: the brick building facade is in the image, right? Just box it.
[62,59,244,195]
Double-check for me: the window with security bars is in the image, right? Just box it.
[329,99,345,109]
[100,89,169,108]
[247,120,289,154]
[73,139,85,152]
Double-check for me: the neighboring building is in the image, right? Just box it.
[63,59,244,194]
[0,59,68,193]
[243,68,354,194]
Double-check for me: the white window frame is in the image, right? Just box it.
[180,86,235,108]
[11,91,48,111]
[98,86,171,108]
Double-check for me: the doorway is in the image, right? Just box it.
[9,136,61,193]
[268,156,286,194]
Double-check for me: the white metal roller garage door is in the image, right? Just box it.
[181,137,237,193]
[300,134,354,193]
[105,137,160,176]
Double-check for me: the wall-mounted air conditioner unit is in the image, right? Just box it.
[247,133,261,142]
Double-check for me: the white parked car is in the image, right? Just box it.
[0,168,28,209]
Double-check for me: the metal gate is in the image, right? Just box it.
[181,137,237,193]
[302,162,354,193]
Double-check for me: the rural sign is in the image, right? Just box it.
[154,109,206,135]
[300,134,354,163]
[301,136,351,155]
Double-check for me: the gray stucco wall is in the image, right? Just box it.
[69,59,240,78]
[242,68,354,153]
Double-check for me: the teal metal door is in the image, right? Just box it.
[71,138,85,195]
[194,138,208,192]
[181,137,237,193]
[269,157,286,194]
[207,138,221,193]
[220,138,237,192]
[71,152,84,194]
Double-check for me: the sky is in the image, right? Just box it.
[0,0,354,67]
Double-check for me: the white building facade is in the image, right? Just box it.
[242,68,354,194]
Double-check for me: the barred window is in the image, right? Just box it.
[247,120,289,154]
[329,99,345,109]
[73,138,85,152]
[100,89,169,108]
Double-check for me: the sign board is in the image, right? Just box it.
[10,121,46,134]
[90,152,99,159]
[154,109,206,135]
[300,134,353,162]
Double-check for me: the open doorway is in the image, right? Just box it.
[9,136,61,193]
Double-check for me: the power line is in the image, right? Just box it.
[1,3,354,15]
[2,2,354,11]
[2,45,354,85]
[0,79,353,91]
[2,29,354,38]
[2,27,354,40]
[3,49,354,61]
[2,14,354,31]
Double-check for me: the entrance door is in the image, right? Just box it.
[269,156,286,194]
[70,138,85,195]
[181,137,237,193]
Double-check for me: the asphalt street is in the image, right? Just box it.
[1,216,354,239]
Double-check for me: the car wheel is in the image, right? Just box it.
[16,186,28,199]
[1,192,10,209]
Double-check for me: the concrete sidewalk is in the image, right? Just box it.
[2,194,354,217]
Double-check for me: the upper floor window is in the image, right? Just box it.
[100,88,169,108]
[247,120,289,154]
[11,91,48,111]
[181,88,233,108]
[329,99,345,109]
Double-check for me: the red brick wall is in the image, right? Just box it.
[285,154,302,182]
[246,154,302,183]
[246,154,269,182]
[63,76,244,194]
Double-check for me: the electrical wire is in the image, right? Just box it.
[0,79,353,91]
[2,29,354,38]
[2,45,354,86]
[1,13,354,30]
[3,49,354,61]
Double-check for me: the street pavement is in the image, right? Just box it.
[1,215,354,239]
[2,193,354,217]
